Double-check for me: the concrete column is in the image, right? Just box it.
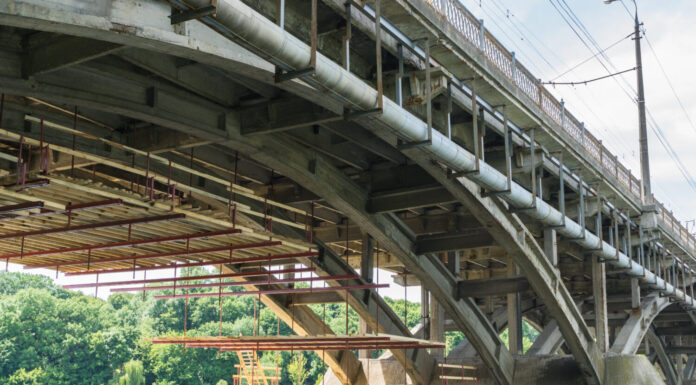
[631,277,641,310]
[358,233,373,358]
[593,255,609,352]
[421,286,430,340]
[543,228,558,267]
[507,259,522,354]
[430,294,445,360]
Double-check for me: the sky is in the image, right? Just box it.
[7,0,696,305]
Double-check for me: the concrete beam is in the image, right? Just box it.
[457,275,530,297]
[22,35,122,77]
[367,184,456,213]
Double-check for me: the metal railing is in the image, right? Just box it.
[421,0,696,255]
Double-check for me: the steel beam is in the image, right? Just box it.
[647,329,679,385]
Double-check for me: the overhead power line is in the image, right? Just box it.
[550,32,633,81]
[542,67,636,86]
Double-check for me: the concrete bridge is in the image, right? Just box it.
[0,0,695,384]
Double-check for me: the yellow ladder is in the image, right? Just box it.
[233,351,279,385]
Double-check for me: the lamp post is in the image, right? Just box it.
[605,0,651,203]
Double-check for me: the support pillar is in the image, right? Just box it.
[593,255,609,353]
[631,277,641,310]
[430,295,444,360]
[543,228,558,267]
[358,233,373,358]
[421,286,430,340]
[507,259,522,354]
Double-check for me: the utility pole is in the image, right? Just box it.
[606,0,651,202]
[633,8,651,203]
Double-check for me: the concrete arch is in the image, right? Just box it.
[611,294,671,355]
[647,328,679,385]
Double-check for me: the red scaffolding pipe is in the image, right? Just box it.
[0,213,185,240]
[62,267,316,289]
[111,274,359,293]
[24,240,282,269]
[154,283,388,299]
[65,198,122,211]
[63,251,318,276]
[5,228,242,260]
[0,201,44,215]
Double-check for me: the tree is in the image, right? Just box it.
[216,380,228,385]
[116,360,145,385]
[287,353,309,385]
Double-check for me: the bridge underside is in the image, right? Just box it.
[1,1,695,384]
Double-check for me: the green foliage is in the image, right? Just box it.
[498,320,541,353]
[1,271,465,385]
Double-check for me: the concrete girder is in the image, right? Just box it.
[611,294,671,355]
[22,34,122,78]
[647,328,679,385]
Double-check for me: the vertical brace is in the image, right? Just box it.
[396,43,403,107]
[274,0,316,82]
[396,36,432,150]
[343,1,351,71]
[374,0,383,111]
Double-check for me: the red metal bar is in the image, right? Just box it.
[0,213,185,240]
[155,336,391,344]
[2,228,241,260]
[0,201,44,215]
[154,283,389,300]
[62,267,315,289]
[111,274,358,293]
[64,250,317,276]
[14,178,48,191]
[25,240,281,269]
[65,198,122,211]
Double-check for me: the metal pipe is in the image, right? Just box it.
[62,267,315,289]
[64,250,318,276]
[181,0,693,308]
[154,283,389,299]
[26,241,282,269]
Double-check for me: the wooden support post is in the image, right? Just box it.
[593,254,609,352]
[358,233,373,358]
[507,259,522,354]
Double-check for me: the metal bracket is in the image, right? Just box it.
[170,0,217,24]
[344,106,382,121]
